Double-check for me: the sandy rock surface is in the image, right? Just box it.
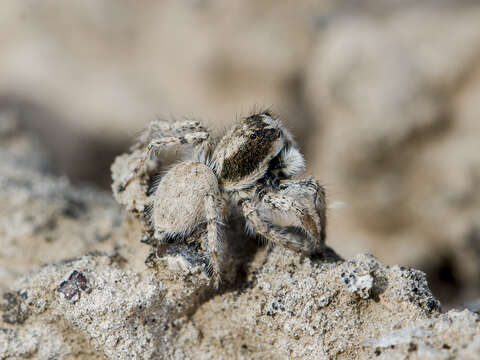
[1,110,479,359]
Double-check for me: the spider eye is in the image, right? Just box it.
[249,133,257,140]
[263,111,271,117]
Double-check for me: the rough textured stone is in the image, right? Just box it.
[0,117,125,295]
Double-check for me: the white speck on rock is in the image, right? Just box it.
[342,272,374,299]
[367,328,432,348]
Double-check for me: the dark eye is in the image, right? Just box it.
[249,133,257,140]
[263,111,271,117]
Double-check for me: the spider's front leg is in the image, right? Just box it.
[118,130,210,192]
[263,178,327,248]
[241,200,315,255]
[242,179,327,255]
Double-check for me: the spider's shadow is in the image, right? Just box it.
[309,246,344,264]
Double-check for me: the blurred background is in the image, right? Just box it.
[1,0,479,309]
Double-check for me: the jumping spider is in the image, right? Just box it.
[118,111,327,287]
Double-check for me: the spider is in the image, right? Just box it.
[117,111,327,287]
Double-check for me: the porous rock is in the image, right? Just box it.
[0,116,125,294]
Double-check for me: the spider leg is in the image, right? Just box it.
[262,192,319,239]
[143,119,216,163]
[119,131,209,192]
[262,192,304,213]
[261,181,326,250]
[277,178,322,196]
[241,200,315,254]
[135,120,209,149]
[276,178,327,244]
[204,192,225,288]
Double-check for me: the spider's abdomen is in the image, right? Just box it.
[153,161,220,237]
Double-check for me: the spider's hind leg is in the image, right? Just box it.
[118,131,210,192]
[204,192,226,289]
[143,192,225,288]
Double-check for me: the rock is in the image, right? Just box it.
[0,0,322,141]
[3,229,479,359]
[4,252,211,359]
[367,310,479,360]
[459,332,480,360]
[304,3,480,306]
[178,250,444,359]
[57,270,93,303]
[0,119,126,294]
[341,271,374,300]
[110,150,154,215]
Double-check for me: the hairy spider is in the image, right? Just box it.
[117,111,327,287]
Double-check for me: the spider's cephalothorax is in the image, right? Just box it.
[118,111,327,287]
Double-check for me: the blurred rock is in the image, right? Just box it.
[0,116,126,293]
[0,0,326,140]
[304,4,480,305]
[2,235,479,359]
